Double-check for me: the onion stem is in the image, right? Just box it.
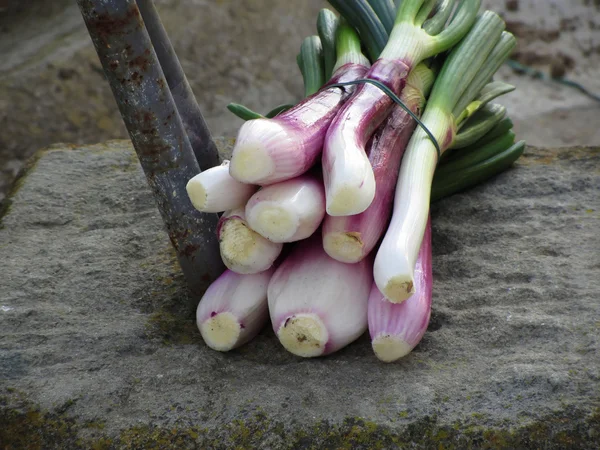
[436,131,516,177]
[333,21,371,72]
[414,0,438,27]
[422,0,456,35]
[327,0,389,60]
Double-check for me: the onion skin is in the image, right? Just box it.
[368,217,432,363]
[322,58,411,215]
[268,233,373,357]
[197,268,274,352]
[229,63,369,186]
[326,58,411,149]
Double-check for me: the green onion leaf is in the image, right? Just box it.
[474,116,514,146]
[423,0,456,35]
[453,32,516,117]
[456,81,515,125]
[429,0,482,53]
[296,53,305,79]
[451,103,506,149]
[367,0,397,33]
[227,103,264,121]
[436,130,516,176]
[317,9,340,80]
[265,104,295,118]
[415,0,438,27]
[333,21,370,71]
[300,36,326,97]
[475,81,516,106]
[395,0,427,23]
[431,140,525,202]
[428,11,505,113]
[327,0,389,60]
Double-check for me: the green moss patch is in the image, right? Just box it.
[2,390,599,450]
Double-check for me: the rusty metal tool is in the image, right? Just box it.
[76,0,224,296]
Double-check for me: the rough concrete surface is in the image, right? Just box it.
[0,140,598,448]
[1,0,600,201]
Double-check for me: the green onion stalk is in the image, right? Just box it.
[374,11,517,303]
[367,106,524,362]
[433,111,525,203]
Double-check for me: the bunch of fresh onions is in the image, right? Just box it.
[187,0,525,362]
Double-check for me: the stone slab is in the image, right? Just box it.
[0,140,598,448]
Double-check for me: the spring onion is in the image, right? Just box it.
[186,160,257,213]
[217,207,283,274]
[245,173,326,243]
[188,1,528,358]
[197,267,274,351]
[369,217,432,362]
[268,234,373,357]
[229,24,370,186]
[374,11,515,302]
[322,63,435,263]
[322,0,480,216]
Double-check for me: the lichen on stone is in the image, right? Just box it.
[2,390,599,450]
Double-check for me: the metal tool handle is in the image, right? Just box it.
[76,0,224,296]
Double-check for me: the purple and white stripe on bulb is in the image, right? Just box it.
[268,233,373,357]
[368,216,432,362]
[197,268,275,351]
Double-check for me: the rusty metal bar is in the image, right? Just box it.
[135,0,221,170]
[76,0,224,296]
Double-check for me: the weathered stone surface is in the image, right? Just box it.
[0,140,599,449]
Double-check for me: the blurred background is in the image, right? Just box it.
[0,0,599,202]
